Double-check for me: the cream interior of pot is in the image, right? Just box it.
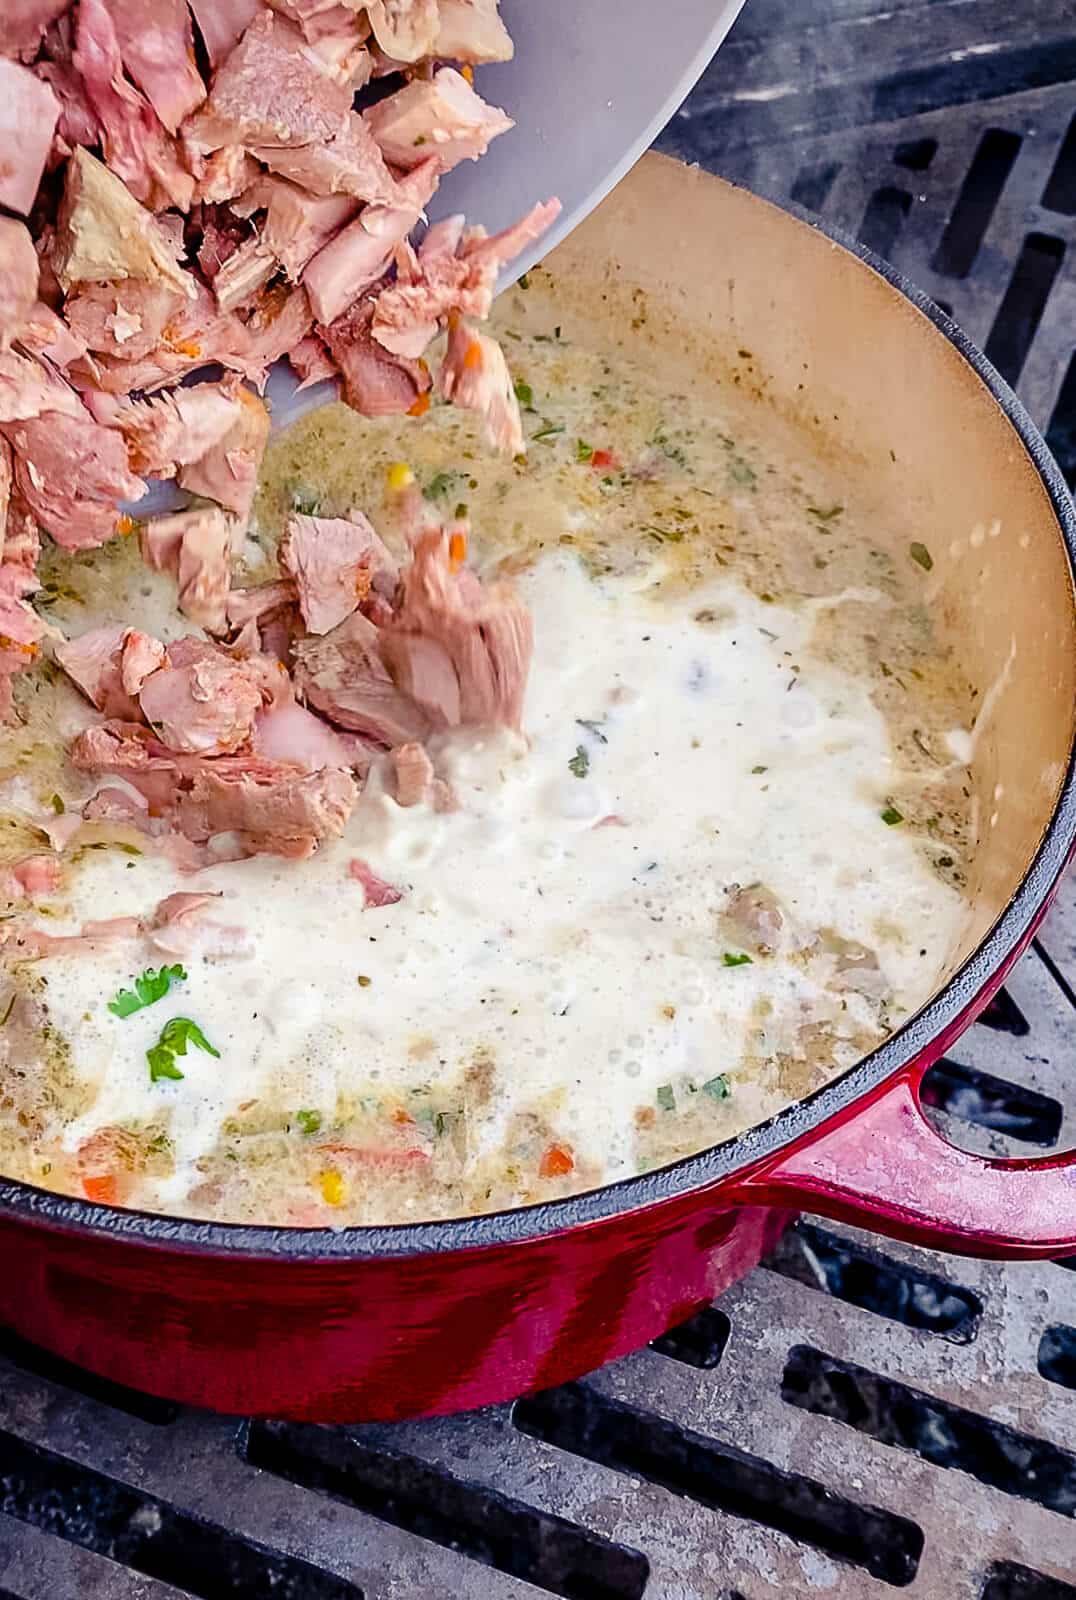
[543,153,1076,960]
[3,154,1074,1226]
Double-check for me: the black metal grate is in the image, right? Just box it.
[3,2,1076,1595]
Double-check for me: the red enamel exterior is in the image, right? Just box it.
[2,194,1076,1423]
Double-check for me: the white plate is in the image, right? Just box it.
[134,0,746,505]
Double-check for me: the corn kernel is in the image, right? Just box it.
[386,461,414,492]
[317,1169,347,1206]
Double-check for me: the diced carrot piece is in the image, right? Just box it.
[463,340,483,371]
[82,1173,118,1204]
[539,1143,574,1179]
[449,530,467,568]
[407,390,431,418]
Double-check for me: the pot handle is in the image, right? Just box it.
[727,1060,1076,1259]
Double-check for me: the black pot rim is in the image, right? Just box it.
[4,182,1076,1262]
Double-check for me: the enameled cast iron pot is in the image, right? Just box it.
[2,155,1076,1421]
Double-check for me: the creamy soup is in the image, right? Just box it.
[0,276,977,1225]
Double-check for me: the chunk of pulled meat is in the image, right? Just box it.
[2,2,72,63]
[303,158,438,327]
[52,146,191,295]
[252,696,353,771]
[177,761,358,858]
[55,623,157,719]
[439,317,523,455]
[185,9,351,154]
[320,293,430,417]
[138,636,264,755]
[371,197,560,361]
[102,0,206,135]
[186,0,260,68]
[363,67,512,174]
[72,0,194,212]
[0,219,40,350]
[280,510,398,635]
[63,278,185,361]
[0,57,60,215]
[92,379,244,478]
[253,111,399,206]
[390,739,452,810]
[4,407,145,549]
[434,0,513,63]
[178,385,270,519]
[349,855,403,907]
[146,888,251,960]
[294,609,431,748]
[141,505,235,633]
[383,525,532,729]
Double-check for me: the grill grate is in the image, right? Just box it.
[4,2,1076,1595]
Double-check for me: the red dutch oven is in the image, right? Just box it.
[2,156,1076,1422]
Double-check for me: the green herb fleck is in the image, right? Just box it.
[295,1109,322,1136]
[576,717,608,744]
[424,469,461,501]
[807,504,844,522]
[751,765,768,775]
[575,439,594,463]
[147,1015,220,1084]
[518,272,530,290]
[532,420,564,441]
[453,502,468,521]
[568,745,590,779]
[910,542,934,572]
[881,805,904,826]
[49,794,65,815]
[109,964,187,1018]
[723,952,753,967]
[513,379,535,412]
[701,1073,731,1101]
[656,1083,675,1113]
[147,1044,184,1083]
[290,485,321,516]
[642,524,685,544]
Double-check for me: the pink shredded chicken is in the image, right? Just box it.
[0,0,556,892]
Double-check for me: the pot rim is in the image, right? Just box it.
[5,184,1076,1262]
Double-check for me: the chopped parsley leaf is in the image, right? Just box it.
[147,1015,220,1084]
[532,421,564,441]
[568,745,590,779]
[295,1109,322,1136]
[881,805,904,825]
[50,794,65,815]
[575,439,594,463]
[656,1083,675,1112]
[751,765,768,775]
[910,542,934,572]
[517,272,530,290]
[723,952,753,967]
[109,964,187,1018]
[147,1045,184,1083]
[701,1073,731,1101]
[513,379,535,410]
[424,469,461,501]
